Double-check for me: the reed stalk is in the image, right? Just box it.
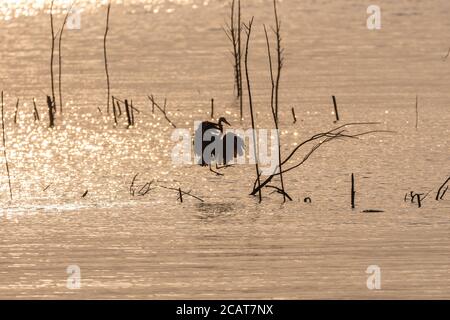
[104,3,111,113]
[1,91,13,200]
[243,17,262,203]
[50,0,57,111]
[262,0,288,202]
[58,2,76,114]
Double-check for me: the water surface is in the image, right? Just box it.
[0,0,449,298]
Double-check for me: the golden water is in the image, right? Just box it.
[0,0,449,298]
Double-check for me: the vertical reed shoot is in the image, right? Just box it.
[49,0,57,111]
[291,107,297,123]
[224,0,243,119]
[58,2,76,114]
[47,95,55,128]
[125,99,132,127]
[263,0,288,202]
[33,98,40,121]
[211,98,214,119]
[14,98,19,124]
[243,17,262,203]
[237,0,243,119]
[351,173,356,209]
[1,91,13,200]
[104,3,111,113]
[415,94,419,129]
[332,95,339,121]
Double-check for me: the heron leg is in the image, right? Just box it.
[209,164,224,176]
[216,163,234,170]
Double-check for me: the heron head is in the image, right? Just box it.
[218,117,231,127]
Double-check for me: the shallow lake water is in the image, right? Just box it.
[0,0,449,298]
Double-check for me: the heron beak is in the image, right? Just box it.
[223,119,231,126]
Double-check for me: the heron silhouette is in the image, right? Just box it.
[194,117,244,175]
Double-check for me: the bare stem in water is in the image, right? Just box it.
[104,3,111,114]
[237,0,243,119]
[50,0,57,111]
[147,95,177,128]
[1,91,13,200]
[224,0,243,119]
[58,1,76,114]
[263,0,288,202]
[14,98,19,124]
[243,17,262,203]
[415,94,419,129]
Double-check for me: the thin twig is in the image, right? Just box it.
[129,173,139,196]
[147,95,177,128]
[442,47,450,61]
[436,176,450,200]
[158,185,204,202]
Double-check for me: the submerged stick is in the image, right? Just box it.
[332,95,339,122]
[14,98,19,124]
[103,3,111,114]
[112,97,118,125]
[158,185,204,202]
[412,193,423,208]
[147,95,177,128]
[47,95,55,128]
[116,99,122,117]
[415,94,419,129]
[112,96,122,117]
[351,173,356,209]
[150,95,155,113]
[211,98,214,119]
[130,99,135,126]
[33,98,40,121]
[291,107,297,124]
[1,91,13,200]
[436,176,450,200]
[124,99,132,128]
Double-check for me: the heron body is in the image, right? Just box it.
[194,117,243,167]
